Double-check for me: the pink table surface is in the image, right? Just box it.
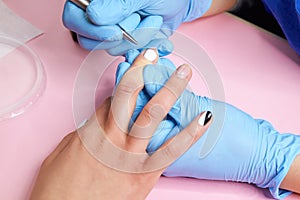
[1,0,300,199]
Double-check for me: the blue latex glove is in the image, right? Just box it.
[115,51,300,199]
[62,0,212,56]
[63,2,171,56]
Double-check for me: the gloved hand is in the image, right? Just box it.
[62,0,212,56]
[115,50,300,199]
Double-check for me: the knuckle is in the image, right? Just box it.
[165,84,181,99]
[143,103,165,122]
[161,144,179,160]
[117,82,137,96]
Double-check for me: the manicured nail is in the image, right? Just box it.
[176,64,190,79]
[198,111,212,126]
[143,49,157,62]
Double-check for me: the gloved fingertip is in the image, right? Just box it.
[144,39,174,57]
[77,35,97,50]
[157,40,174,56]
[107,49,126,56]
[125,49,140,64]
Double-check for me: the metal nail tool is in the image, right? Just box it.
[69,0,138,45]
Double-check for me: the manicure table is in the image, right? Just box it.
[1,0,300,199]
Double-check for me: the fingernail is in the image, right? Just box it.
[143,49,157,62]
[198,111,212,126]
[176,64,190,79]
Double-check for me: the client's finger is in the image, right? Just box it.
[128,64,192,151]
[42,132,75,165]
[107,49,158,135]
[144,111,213,171]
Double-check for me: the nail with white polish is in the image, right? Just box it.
[198,111,212,126]
[176,64,190,79]
[143,49,157,62]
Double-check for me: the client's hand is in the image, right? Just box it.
[29,49,212,200]
[116,50,300,199]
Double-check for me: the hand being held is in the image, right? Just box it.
[29,49,212,200]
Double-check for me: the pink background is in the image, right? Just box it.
[1,0,300,199]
